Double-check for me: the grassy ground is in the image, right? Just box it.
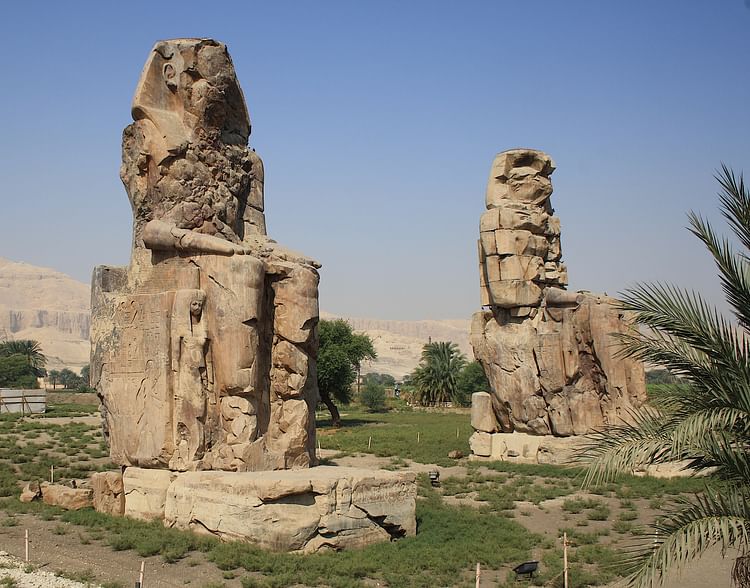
[316,402,471,466]
[0,402,710,587]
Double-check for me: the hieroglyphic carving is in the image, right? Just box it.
[103,292,174,467]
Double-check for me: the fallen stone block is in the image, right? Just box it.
[41,482,93,510]
[91,471,125,516]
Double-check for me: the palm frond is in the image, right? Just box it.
[576,407,679,486]
[688,211,750,333]
[618,488,750,588]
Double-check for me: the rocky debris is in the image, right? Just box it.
[469,431,492,457]
[470,392,497,433]
[447,450,464,460]
[91,471,125,516]
[19,481,41,503]
[119,466,417,552]
[91,39,320,473]
[0,551,93,588]
[471,149,646,439]
[40,482,93,510]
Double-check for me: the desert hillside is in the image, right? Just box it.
[321,312,472,380]
[0,258,91,371]
[0,258,473,377]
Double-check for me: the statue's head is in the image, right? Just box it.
[485,149,555,209]
[122,39,264,248]
[172,289,207,332]
[190,293,206,318]
[131,38,251,160]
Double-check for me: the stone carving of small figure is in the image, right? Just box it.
[170,289,213,470]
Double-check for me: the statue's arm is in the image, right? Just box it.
[143,220,249,256]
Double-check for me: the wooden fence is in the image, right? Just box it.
[0,389,47,414]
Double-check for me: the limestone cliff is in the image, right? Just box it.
[0,257,90,370]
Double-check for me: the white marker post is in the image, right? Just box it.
[417,432,420,443]
[475,562,480,588]
[563,531,569,588]
[138,560,145,587]
[50,465,54,484]
[368,436,372,450]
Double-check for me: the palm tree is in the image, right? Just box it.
[410,341,466,405]
[576,165,750,587]
[0,339,47,377]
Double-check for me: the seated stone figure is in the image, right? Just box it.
[471,149,646,438]
[91,39,320,472]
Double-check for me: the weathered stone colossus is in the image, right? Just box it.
[91,39,320,472]
[470,149,646,437]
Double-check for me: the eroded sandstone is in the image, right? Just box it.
[120,466,417,552]
[471,149,646,438]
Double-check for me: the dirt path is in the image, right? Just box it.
[0,514,247,588]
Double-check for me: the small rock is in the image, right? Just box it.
[447,450,464,459]
[41,482,93,510]
[20,481,41,503]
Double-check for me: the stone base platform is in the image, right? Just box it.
[468,431,693,477]
[121,466,417,552]
[469,431,582,465]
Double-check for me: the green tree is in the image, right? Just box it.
[362,372,396,387]
[577,166,750,587]
[0,354,39,388]
[360,379,386,412]
[455,361,490,407]
[0,340,46,377]
[317,319,376,426]
[47,369,61,389]
[58,368,82,390]
[80,365,90,387]
[410,341,466,406]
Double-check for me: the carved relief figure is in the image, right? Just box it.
[170,289,213,470]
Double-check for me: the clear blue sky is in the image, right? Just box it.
[0,1,748,320]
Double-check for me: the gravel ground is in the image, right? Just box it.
[0,551,94,587]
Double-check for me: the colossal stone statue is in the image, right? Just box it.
[80,38,417,553]
[91,38,320,472]
[470,149,646,439]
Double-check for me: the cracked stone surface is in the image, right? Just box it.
[91,39,320,472]
[471,149,646,437]
[121,466,417,552]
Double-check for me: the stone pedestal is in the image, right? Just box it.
[122,466,416,552]
[468,432,582,465]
